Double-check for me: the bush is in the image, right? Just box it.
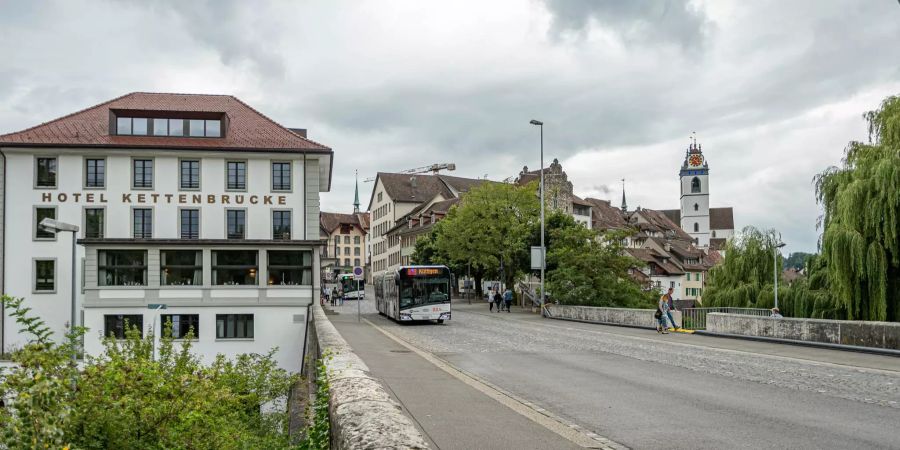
[0,295,305,449]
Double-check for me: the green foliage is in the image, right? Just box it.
[298,356,330,450]
[703,226,784,309]
[432,181,540,285]
[0,295,82,450]
[0,296,303,449]
[814,94,900,321]
[545,225,655,308]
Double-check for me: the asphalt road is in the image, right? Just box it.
[328,293,900,449]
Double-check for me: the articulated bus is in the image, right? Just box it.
[375,265,451,323]
[338,274,366,300]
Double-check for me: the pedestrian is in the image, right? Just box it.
[662,287,679,330]
[655,300,668,334]
[493,290,503,313]
[338,288,344,306]
[503,287,513,312]
[770,307,783,318]
[489,287,495,312]
[331,286,338,307]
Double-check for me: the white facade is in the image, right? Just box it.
[679,146,711,247]
[0,94,331,373]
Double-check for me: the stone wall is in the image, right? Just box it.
[706,313,900,350]
[547,304,681,328]
[310,304,429,449]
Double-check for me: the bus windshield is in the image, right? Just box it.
[341,276,364,292]
[400,276,450,309]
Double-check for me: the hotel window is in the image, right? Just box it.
[180,160,201,190]
[180,209,200,239]
[226,161,247,190]
[36,157,57,188]
[272,162,291,191]
[354,247,360,256]
[133,118,148,135]
[189,119,205,137]
[116,117,132,135]
[216,314,254,339]
[104,315,143,339]
[132,159,153,189]
[161,314,200,339]
[84,208,105,238]
[34,259,55,292]
[272,210,291,240]
[212,250,258,285]
[133,208,152,238]
[34,207,57,240]
[161,250,202,286]
[169,118,184,136]
[153,118,168,136]
[354,236,361,244]
[344,236,350,244]
[226,210,246,239]
[267,250,312,286]
[84,158,105,188]
[205,120,221,137]
[98,250,147,286]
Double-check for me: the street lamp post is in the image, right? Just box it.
[39,218,80,362]
[529,119,545,314]
[774,241,786,310]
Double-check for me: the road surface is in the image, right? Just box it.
[327,292,900,449]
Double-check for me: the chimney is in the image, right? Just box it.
[289,128,308,138]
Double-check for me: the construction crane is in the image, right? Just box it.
[363,163,456,182]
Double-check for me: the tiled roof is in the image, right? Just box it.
[437,175,488,195]
[635,208,694,242]
[709,238,727,251]
[661,208,735,231]
[0,92,331,152]
[583,198,628,230]
[320,212,367,234]
[373,173,455,205]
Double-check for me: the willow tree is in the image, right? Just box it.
[703,226,782,309]
[814,95,900,321]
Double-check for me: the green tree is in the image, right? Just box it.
[545,225,655,308]
[703,226,784,310]
[433,182,540,290]
[784,252,813,270]
[814,94,900,321]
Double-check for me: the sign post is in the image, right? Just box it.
[353,266,364,322]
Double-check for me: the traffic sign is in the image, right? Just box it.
[353,266,364,281]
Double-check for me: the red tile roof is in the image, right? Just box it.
[0,92,331,153]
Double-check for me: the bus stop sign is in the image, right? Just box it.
[353,266,364,281]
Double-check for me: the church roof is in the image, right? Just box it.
[660,207,734,231]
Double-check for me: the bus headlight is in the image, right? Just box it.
[439,312,451,320]
[400,313,413,321]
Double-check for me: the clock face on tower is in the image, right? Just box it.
[688,154,703,167]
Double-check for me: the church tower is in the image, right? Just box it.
[680,137,710,246]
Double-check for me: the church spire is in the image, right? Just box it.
[620,178,627,212]
[353,170,360,214]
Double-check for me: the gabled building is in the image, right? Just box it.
[367,172,486,279]
[319,211,369,279]
[0,92,332,371]
[385,196,459,267]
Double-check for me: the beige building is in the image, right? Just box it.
[319,212,369,280]
[367,173,484,279]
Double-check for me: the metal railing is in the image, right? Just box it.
[681,307,770,330]
[517,281,541,307]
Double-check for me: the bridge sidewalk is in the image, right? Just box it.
[328,309,583,450]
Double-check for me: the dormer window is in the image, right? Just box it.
[113,111,224,138]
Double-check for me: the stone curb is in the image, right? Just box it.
[312,303,430,449]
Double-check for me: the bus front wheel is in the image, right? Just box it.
[436,319,444,324]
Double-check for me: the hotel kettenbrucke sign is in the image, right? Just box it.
[40,192,289,206]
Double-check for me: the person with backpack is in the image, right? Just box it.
[503,287,513,312]
[662,287,679,330]
[493,289,503,313]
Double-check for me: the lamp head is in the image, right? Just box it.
[776,242,787,249]
[39,218,79,233]
[529,119,543,126]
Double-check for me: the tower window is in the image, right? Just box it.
[694,203,699,211]
[694,223,699,232]
[691,177,701,193]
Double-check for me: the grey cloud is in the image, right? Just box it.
[542,0,711,49]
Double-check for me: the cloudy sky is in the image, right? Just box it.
[1,0,899,253]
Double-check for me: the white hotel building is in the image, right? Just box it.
[0,93,332,372]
